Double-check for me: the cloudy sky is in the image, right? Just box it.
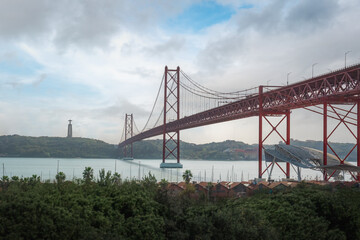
[0,0,359,145]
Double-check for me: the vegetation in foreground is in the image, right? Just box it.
[1,168,360,240]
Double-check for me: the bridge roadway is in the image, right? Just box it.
[119,64,360,148]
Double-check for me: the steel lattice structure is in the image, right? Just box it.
[123,113,133,158]
[162,66,181,165]
[119,64,360,180]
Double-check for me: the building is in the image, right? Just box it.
[212,182,230,198]
[167,183,184,196]
[229,182,251,197]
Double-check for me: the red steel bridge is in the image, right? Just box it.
[119,63,360,181]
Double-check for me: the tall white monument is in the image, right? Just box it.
[67,120,72,138]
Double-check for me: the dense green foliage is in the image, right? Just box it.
[1,170,360,239]
[0,135,357,161]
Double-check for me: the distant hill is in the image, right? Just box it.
[289,139,357,162]
[0,135,357,161]
[0,135,118,158]
[130,139,257,160]
[130,139,357,161]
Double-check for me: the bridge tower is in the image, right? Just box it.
[123,113,134,160]
[160,66,183,168]
[258,85,291,180]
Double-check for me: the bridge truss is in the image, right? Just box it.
[119,63,360,181]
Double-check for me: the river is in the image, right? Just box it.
[0,157,335,182]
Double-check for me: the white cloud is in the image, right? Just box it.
[0,0,359,145]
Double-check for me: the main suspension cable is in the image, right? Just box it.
[180,70,257,100]
[141,73,165,132]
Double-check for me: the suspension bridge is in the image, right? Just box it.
[119,63,360,181]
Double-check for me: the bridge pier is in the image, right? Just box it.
[358,100,360,181]
[323,103,328,180]
[258,86,291,179]
[322,101,359,181]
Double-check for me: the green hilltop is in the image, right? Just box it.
[0,135,118,158]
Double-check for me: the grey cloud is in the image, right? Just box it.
[197,34,244,71]
[2,73,46,88]
[285,0,339,32]
[234,0,285,34]
[32,73,47,87]
[1,74,24,88]
[0,52,23,70]
[143,36,186,57]
[196,1,287,72]
[1,52,18,63]
[0,0,53,39]
[197,0,343,74]
[232,0,339,34]
[52,0,123,50]
[5,79,22,88]
[89,100,149,121]
[0,0,193,50]
[120,42,133,55]
[123,67,155,79]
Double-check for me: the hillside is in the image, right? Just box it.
[0,135,357,161]
[289,139,357,162]
[0,135,118,158]
[131,139,357,161]
[131,139,257,160]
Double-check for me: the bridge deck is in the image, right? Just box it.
[119,64,360,147]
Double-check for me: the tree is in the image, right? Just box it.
[98,168,112,186]
[111,172,122,185]
[11,176,19,182]
[83,167,94,183]
[160,179,169,188]
[1,175,9,183]
[142,173,158,193]
[29,174,41,185]
[182,170,193,184]
[1,175,9,189]
[56,172,66,183]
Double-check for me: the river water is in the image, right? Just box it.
[0,157,336,182]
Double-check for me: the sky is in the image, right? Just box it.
[0,0,359,145]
